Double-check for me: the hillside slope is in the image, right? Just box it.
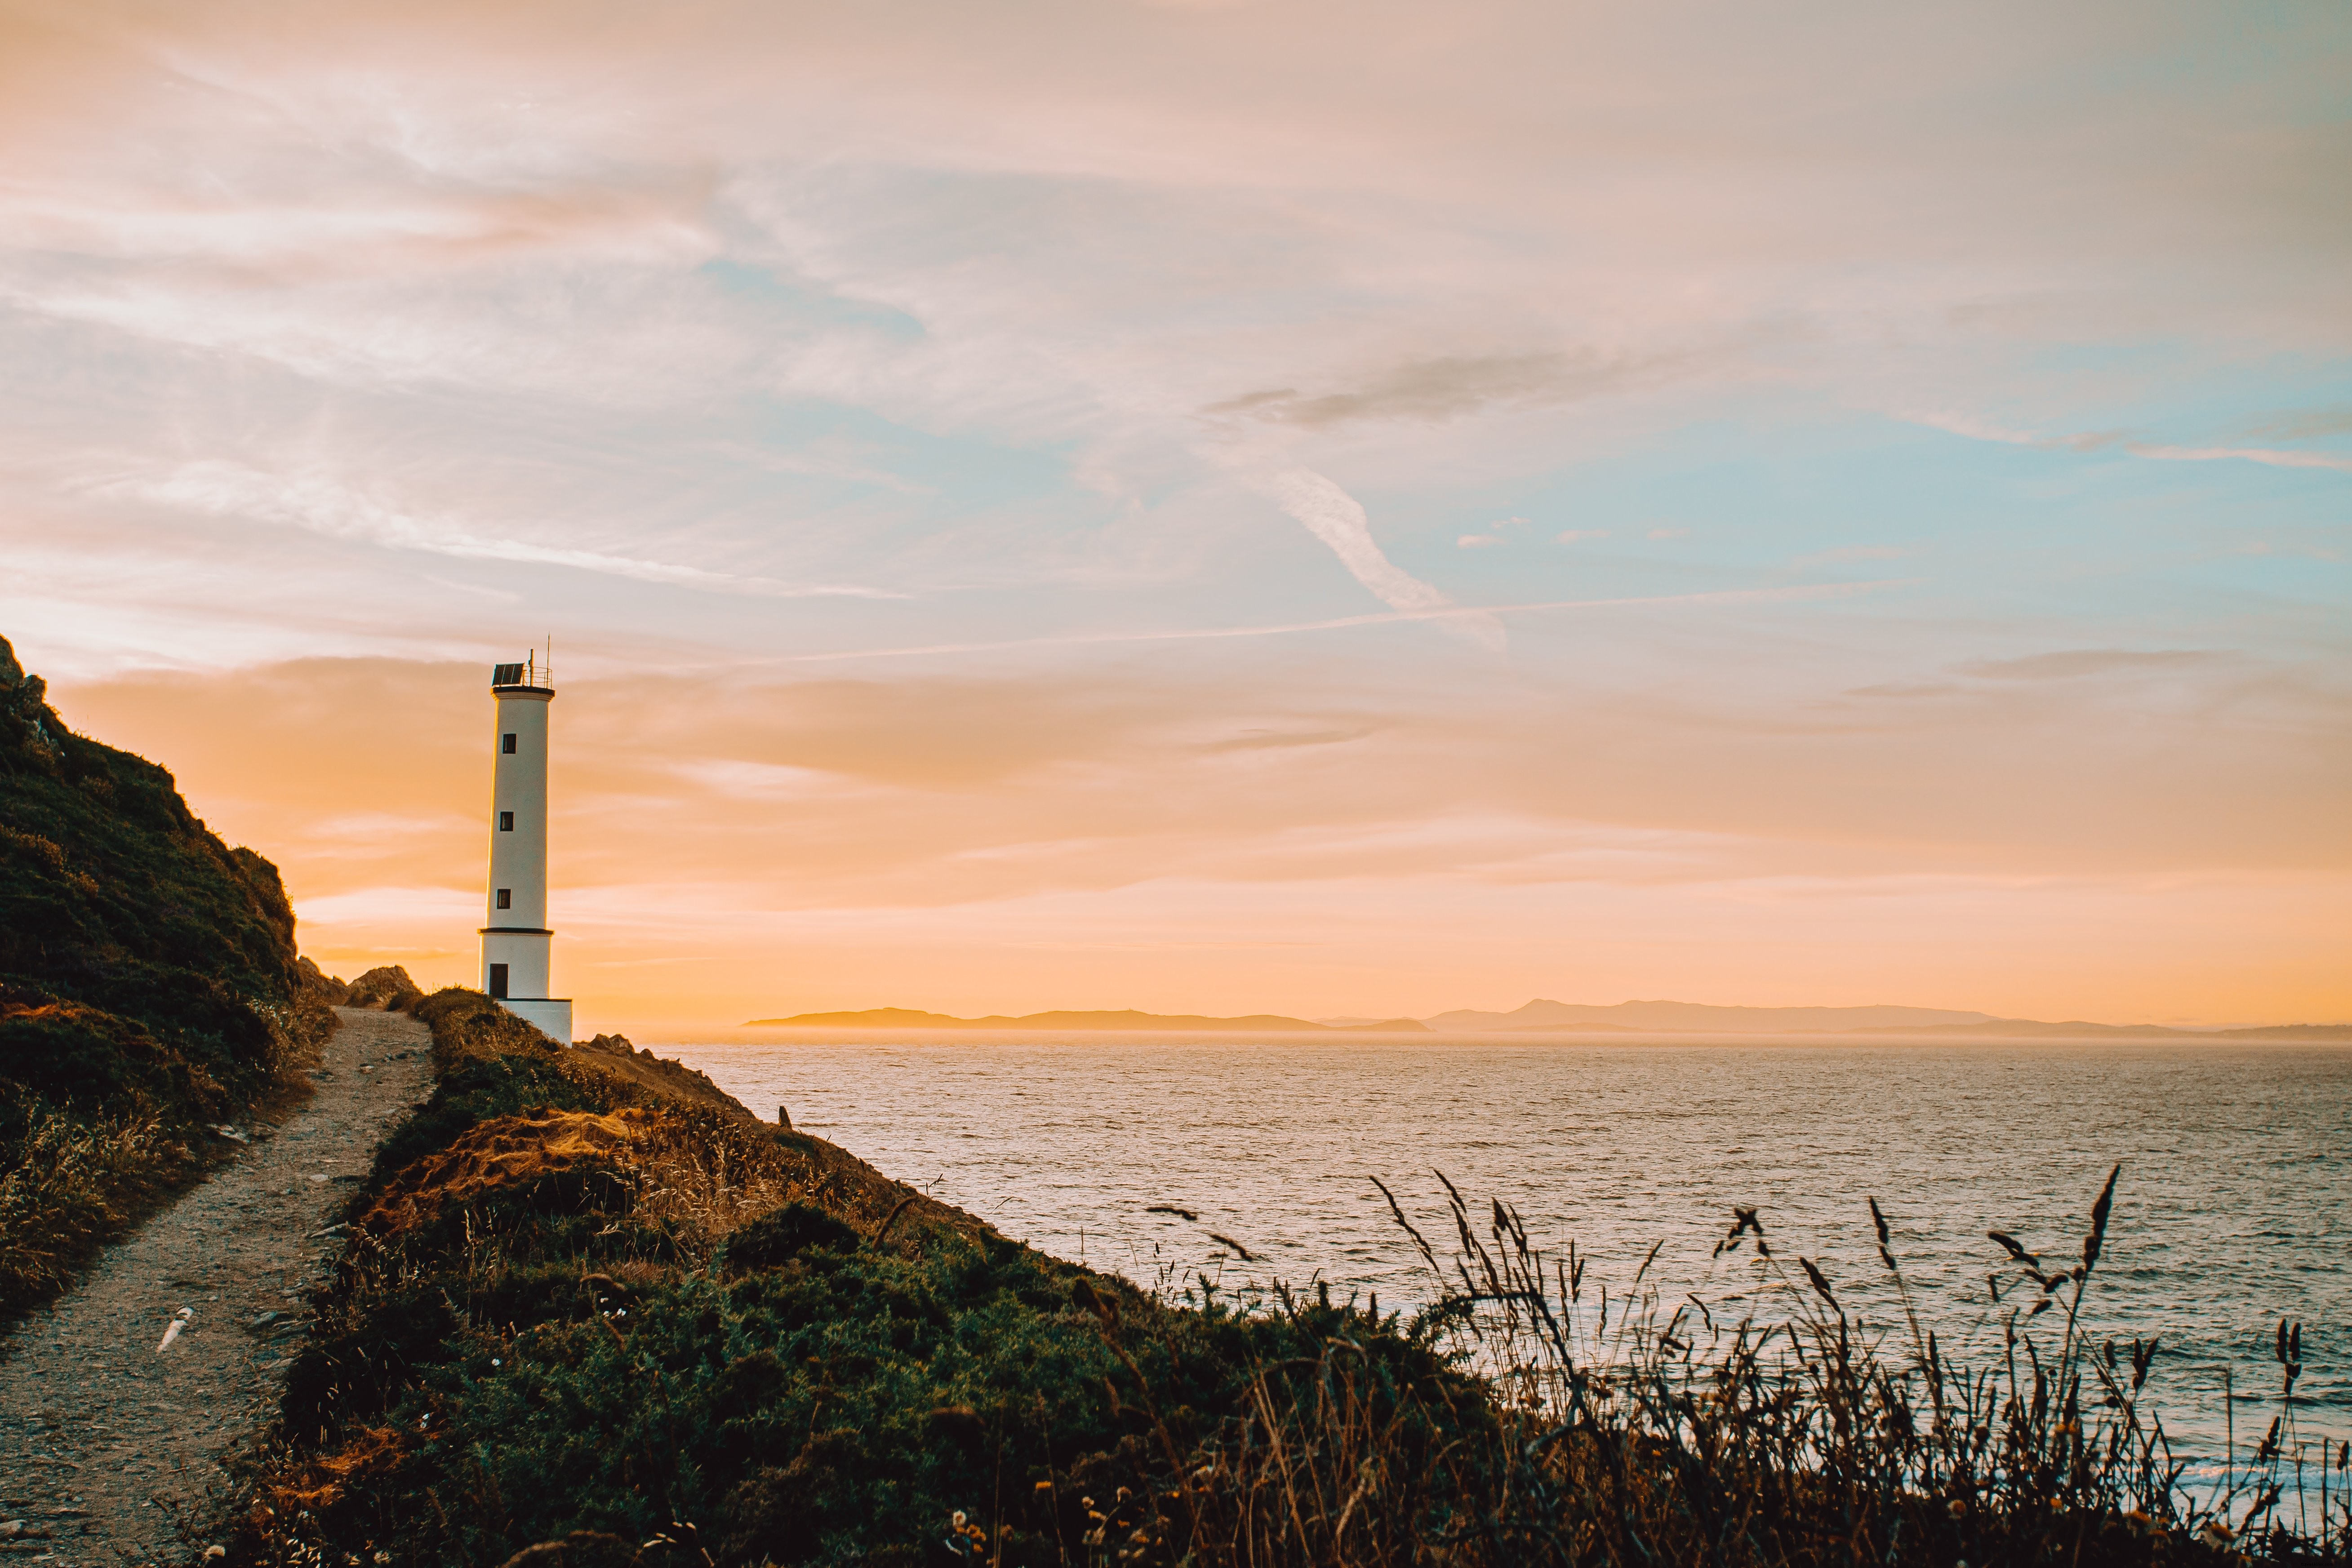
[0,634,334,1311]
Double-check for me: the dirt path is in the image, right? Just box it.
[0,1008,434,1565]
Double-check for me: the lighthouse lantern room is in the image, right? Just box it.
[481,653,572,1040]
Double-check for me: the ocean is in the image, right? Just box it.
[662,1033,2351,1470]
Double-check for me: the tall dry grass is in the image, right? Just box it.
[0,1102,194,1310]
[1154,1164,2346,1567]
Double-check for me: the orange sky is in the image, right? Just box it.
[5,0,2349,1033]
[47,648,2351,1035]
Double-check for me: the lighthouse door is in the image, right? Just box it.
[489,963,510,999]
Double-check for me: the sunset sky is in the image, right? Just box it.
[4,0,2347,1033]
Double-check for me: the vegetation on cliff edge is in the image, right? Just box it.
[0,632,335,1313]
[228,992,2345,1567]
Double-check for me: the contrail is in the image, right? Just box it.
[1267,468,1504,652]
[770,578,1921,664]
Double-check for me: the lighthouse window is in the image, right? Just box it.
[497,888,512,909]
[499,811,514,831]
[502,733,517,754]
[488,964,509,999]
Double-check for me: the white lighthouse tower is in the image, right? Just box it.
[480,653,572,1041]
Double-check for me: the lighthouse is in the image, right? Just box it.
[480,654,572,1041]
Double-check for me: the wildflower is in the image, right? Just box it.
[1947,1498,1967,1519]
[2198,1520,2234,1550]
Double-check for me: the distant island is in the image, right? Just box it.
[747,998,2350,1039]
[744,1007,1430,1032]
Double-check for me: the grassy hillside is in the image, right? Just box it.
[0,634,335,1311]
[231,994,2343,1568]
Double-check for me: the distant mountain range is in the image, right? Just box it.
[1425,999,1994,1033]
[1430,999,2348,1039]
[744,1007,1428,1032]
[1860,1020,2351,1041]
[744,999,2349,1039]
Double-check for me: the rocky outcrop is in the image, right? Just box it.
[343,965,423,1012]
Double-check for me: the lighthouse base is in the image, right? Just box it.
[496,997,574,1043]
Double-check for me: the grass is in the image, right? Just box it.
[1165,1168,2349,1566]
[221,1001,2347,1568]
[0,1102,194,1303]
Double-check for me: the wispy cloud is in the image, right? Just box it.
[74,457,900,598]
[1458,515,1527,548]
[1961,649,2219,681]
[1910,412,2352,474]
[771,578,1920,663]
[1267,468,1505,651]
[2131,443,2352,474]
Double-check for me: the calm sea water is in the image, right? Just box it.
[662,1034,2350,1466]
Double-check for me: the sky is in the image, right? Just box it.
[3,0,2347,1034]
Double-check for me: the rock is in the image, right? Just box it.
[345,966,424,1012]
[297,957,351,1006]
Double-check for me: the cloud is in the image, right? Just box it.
[2131,443,2352,475]
[1960,649,2219,681]
[1646,526,1690,540]
[1205,351,1681,429]
[1458,515,1528,547]
[2239,409,2352,442]
[767,578,1921,663]
[1267,468,1504,651]
[1910,412,2352,474]
[1847,682,1960,699]
[74,456,898,599]
[1195,728,1375,754]
[1556,529,1609,543]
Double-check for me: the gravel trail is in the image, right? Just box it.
[0,1008,433,1565]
